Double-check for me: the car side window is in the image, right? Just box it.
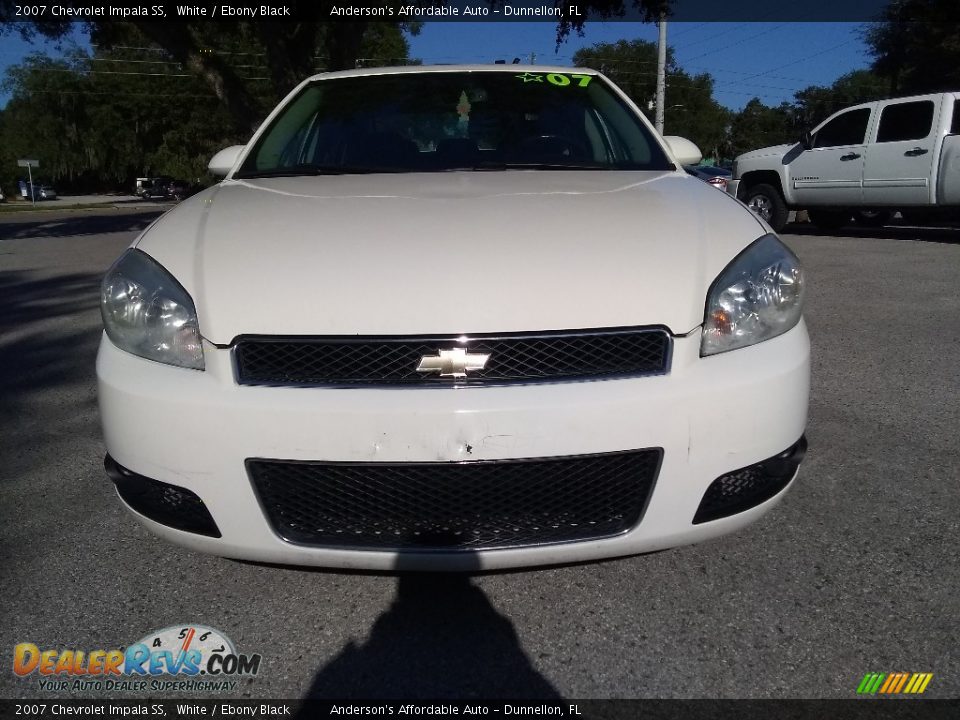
[950,102,960,135]
[876,101,935,143]
[813,108,871,148]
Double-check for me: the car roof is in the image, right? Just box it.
[303,64,603,83]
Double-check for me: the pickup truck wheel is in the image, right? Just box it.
[808,208,852,232]
[743,183,788,232]
[854,210,891,227]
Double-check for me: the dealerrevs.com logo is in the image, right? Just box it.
[13,625,261,693]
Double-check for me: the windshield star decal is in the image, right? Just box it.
[515,72,544,83]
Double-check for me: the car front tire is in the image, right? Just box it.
[743,183,788,232]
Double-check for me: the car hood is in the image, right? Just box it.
[736,143,796,162]
[136,171,765,343]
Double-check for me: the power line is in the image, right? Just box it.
[28,67,270,80]
[681,24,788,64]
[718,40,853,86]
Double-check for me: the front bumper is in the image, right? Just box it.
[96,322,810,570]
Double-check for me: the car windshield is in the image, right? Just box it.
[236,70,673,177]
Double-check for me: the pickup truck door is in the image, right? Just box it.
[862,97,941,206]
[788,106,873,206]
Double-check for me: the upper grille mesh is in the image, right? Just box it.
[234,328,670,386]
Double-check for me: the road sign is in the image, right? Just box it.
[16,159,39,206]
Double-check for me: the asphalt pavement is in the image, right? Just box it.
[1,208,957,700]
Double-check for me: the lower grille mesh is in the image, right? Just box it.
[106,456,221,538]
[248,450,662,550]
[693,437,807,524]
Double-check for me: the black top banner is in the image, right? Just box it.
[7,0,956,24]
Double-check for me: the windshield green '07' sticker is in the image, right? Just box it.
[515,72,593,87]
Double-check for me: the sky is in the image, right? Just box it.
[0,21,872,111]
[406,21,873,110]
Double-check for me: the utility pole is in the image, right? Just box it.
[529,52,536,65]
[655,15,667,135]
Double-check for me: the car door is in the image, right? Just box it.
[788,106,873,206]
[862,97,941,206]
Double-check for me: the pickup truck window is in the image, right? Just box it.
[813,108,870,148]
[876,101,934,143]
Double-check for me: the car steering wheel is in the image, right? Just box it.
[514,134,590,161]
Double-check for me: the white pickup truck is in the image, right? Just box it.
[728,91,960,231]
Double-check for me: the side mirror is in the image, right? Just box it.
[663,136,702,166]
[208,145,246,177]
[800,130,813,151]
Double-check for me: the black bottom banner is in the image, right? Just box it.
[2,700,959,720]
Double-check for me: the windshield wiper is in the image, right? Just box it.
[233,165,396,179]
[467,161,616,171]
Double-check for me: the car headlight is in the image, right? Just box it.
[701,234,804,356]
[101,249,204,369]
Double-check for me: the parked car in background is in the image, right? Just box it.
[134,177,154,198]
[135,176,197,201]
[98,65,809,571]
[684,165,731,191]
[17,181,57,200]
[729,91,960,231]
[164,179,195,201]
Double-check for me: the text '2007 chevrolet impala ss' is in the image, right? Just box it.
[97,65,809,570]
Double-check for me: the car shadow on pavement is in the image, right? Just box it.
[0,270,102,334]
[0,209,164,241]
[297,554,563,703]
[785,222,960,245]
[0,271,105,480]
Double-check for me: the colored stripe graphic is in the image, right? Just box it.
[858,672,932,694]
[893,673,909,693]
[879,673,898,693]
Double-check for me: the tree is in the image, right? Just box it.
[0,47,243,191]
[0,15,418,132]
[552,0,671,46]
[573,39,730,159]
[864,0,960,95]
[791,70,888,129]
[728,99,795,158]
[0,0,680,128]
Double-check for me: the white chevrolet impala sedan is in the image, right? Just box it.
[97,65,809,570]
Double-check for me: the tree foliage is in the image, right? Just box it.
[0,16,418,131]
[573,39,730,160]
[864,0,960,95]
[791,69,888,128]
[0,22,414,192]
[727,99,795,158]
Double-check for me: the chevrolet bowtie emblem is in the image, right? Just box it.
[416,347,490,378]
